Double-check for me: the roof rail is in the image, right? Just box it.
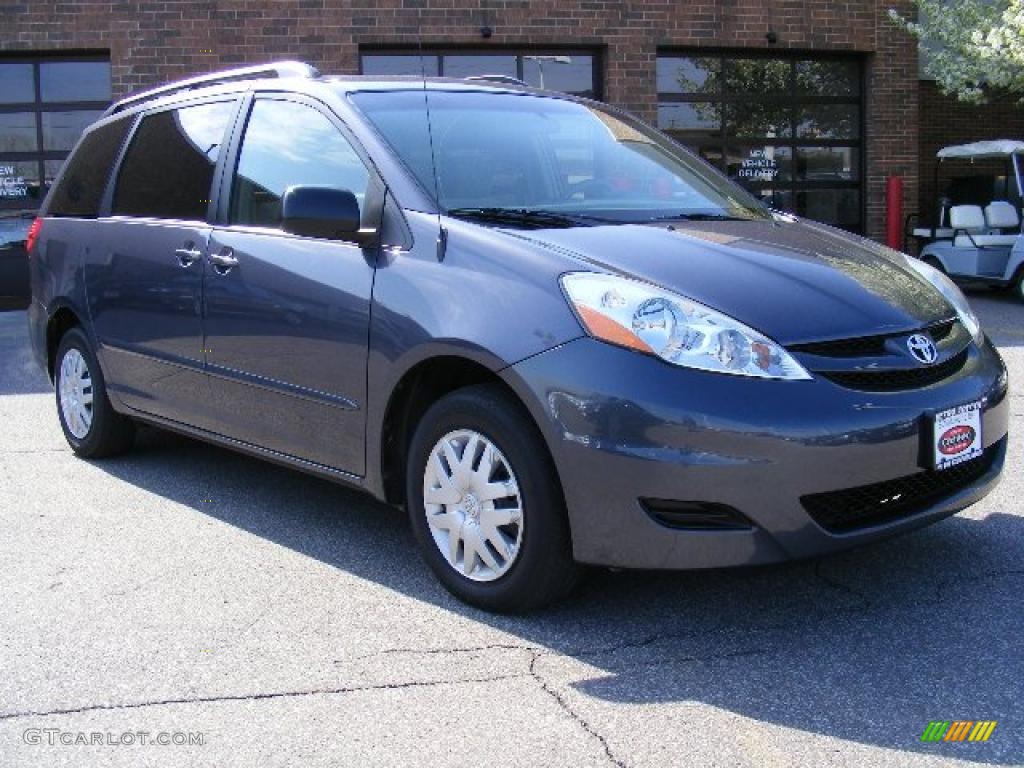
[463,75,528,86]
[103,61,320,116]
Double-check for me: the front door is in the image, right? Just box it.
[86,99,237,422]
[201,96,375,475]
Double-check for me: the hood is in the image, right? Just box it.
[501,217,953,346]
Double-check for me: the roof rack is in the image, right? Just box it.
[103,60,320,116]
[463,75,528,86]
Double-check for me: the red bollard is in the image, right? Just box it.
[886,176,903,250]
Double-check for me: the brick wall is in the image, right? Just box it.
[2,0,923,241]
[919,80,1024,223]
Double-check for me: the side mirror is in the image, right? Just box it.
[281,185,376,245]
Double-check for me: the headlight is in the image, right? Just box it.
[560,272,811,380]
[903,258,983,342]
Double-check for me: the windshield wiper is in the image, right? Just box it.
[446,207,613,228]
[648,212,756,223]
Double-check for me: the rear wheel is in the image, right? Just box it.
[406,384,580,612]
[54,328,134,457]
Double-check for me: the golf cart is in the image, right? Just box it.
[910,140,1024,301]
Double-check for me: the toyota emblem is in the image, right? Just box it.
[907,333,938,364]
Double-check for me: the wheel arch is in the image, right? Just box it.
[378,354,557,508]
[45,303,86,382]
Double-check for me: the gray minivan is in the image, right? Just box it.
[29,62,1008,611]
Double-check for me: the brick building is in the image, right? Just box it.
[0,0,1018,243]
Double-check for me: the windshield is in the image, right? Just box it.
[350,89,769,223]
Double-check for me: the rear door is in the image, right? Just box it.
[201,95,377,475]
[85,98,238,422]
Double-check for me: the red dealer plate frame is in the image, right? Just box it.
[931,400,983,471]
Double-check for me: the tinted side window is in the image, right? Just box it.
[47,116,132,218]
[230,100,369,229]
[112,101,235,220]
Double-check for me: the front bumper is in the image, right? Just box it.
[502,335,1009,569]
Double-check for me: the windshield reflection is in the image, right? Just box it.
[351,90,769,224]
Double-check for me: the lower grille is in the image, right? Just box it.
[819,349,969,392]
[641,499,753,531]
[801,440,1002,533]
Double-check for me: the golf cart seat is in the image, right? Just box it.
[985,200,1020,229]
[950,205,1018,248]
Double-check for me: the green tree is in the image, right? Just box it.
[889,1,1024,102]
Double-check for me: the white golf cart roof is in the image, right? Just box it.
[937,140,1024,160]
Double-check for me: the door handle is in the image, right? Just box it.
[209,248,239,273]
[174,246,202,267]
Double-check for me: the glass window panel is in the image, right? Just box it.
[723,58,790,94]
[657,103,720,141]
[0,63,35,104]
[656,57,720,95]
[0,161,40,206]
[794,146,859,181]
[795,188,861,231]
[48,116,132,218]
[41,110,103,151]
[728,145,792,183]
[39,61,111,102]
[442,55,517,79]
[522,55,594,94]
[230,100,369,229]
[361,54,439,77]
[726,103,792,138]
[113,101,236,220]
[696,146,724,171]
[796,59,860,96]
[797,104,859,139]
[0,112,38,152]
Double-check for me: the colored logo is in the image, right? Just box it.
[938,425,976,455]
[907,333,938,364]
[921,721,997,742]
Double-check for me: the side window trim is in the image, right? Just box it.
[218,92,384,235]
[104,93,244,224]
[97,112,141,217]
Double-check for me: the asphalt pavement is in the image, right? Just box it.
[0,291,1021,767]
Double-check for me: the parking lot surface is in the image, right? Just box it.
[1,293,1022,767]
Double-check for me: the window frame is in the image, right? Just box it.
[216,91,385,239]
[0,52,111,212]
[359,47,603,100]
[656,49,865,233]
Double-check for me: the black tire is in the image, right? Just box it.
[406,384,581,613]
[54,327,135,458]
[1011,268,1024,303]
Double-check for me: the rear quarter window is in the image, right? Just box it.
[47,116,132,218]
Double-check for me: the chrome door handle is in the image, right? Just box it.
[209,249,239,273]
[174,247,202,267]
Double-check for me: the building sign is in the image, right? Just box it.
[737,149,779,181]
[0,166,29,199]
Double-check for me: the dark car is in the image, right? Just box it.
[0,215,32,310]
[27,62,1008,612]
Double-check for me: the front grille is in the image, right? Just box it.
[819,349,968,392]
[801,440,1002,533]
[791,319,958,358]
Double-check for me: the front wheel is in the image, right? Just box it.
[54,327,135,457]
[1012,269,1024,303]
[406,384,580,612]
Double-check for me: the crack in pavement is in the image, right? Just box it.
[0,672,530,723]
[528,651,628,768]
